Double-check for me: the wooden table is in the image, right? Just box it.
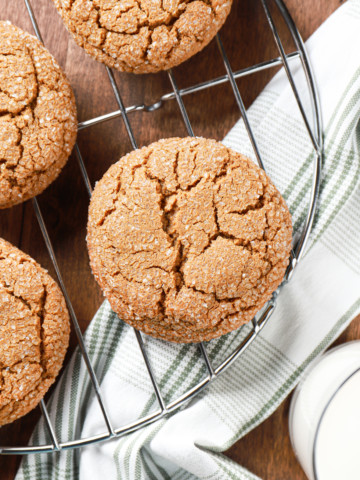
[1,0,356,478]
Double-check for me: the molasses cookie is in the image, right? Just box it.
[52,0,233,73]
[0,21,77,209]
[87,137,292,343]
[0,238,70,426]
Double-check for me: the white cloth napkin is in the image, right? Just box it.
[16,0,360,478]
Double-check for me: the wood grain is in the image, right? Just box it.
[0,0,349,478]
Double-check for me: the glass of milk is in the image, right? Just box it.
[289,341,360,480]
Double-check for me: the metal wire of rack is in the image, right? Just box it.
[0,0,322,454]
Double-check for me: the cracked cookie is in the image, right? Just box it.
[87,137,292,343]
[0,21,77,209]
[0,238,70,427]
[52,0,232,74]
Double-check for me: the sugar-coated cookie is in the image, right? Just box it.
[87,137,292,343]
[0,21,77,208]
[52,0,233,73]
[0,238,70,426]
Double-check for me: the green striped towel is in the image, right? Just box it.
[16,1,360,478]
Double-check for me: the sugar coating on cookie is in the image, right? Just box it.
[52,0,233,73]
[0,238,70,426]
[0,21,77,209]
[87,137,292,343]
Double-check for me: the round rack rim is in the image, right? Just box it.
[0,0,322,454]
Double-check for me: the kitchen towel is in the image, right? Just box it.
[16,0,360,478]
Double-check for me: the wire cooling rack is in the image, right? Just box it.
[0,0,322,454]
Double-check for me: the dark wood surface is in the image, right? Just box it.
[0,0,353,479]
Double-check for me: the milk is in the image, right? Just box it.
[315,369,360,479]
[289,341,360,480]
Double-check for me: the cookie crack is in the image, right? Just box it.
[186,283,240,302]
[1,359,41,374]
[212,194,220,232]
[225,194,266,217]
[157,288,166,319]
[38,283,49,378]
[111,264,156,286]
[0,281,32,312]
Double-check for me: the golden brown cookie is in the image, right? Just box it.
[0,21,77,209]
[52,0,233,74]
[87,137,292,343]
[0,238,70,426]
